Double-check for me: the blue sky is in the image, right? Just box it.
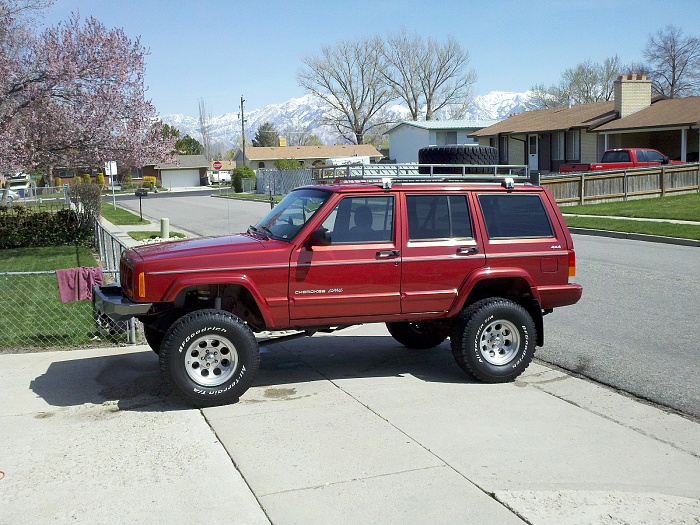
[41,0,700,117]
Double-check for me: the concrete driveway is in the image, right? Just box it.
[2,324,699,524]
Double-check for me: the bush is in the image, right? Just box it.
[95,173,105,187]
[55,176,62,187]
[143,175,157,189]
[0,207,94,249]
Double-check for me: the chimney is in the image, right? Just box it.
[614,74,652,118]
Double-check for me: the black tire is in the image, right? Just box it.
[143,324,164,355]
[419,145,499,175]
[450,298,536,383]
[386,322,448,349]
[159,309,260,407]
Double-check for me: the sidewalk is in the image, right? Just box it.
[1,324,699,524]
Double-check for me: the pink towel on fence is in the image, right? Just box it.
[56,266,104,303]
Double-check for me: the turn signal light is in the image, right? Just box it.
[138,272,146,298]
[568,251,576,278]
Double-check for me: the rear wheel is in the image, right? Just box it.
[143,324,164,355]
[159,309,260,407]
[450,298,536,383]
[386,322,448,349]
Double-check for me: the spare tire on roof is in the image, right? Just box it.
[419,145,499,174]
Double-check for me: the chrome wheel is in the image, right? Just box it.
[478,319,520,365]
[184,335,239,387]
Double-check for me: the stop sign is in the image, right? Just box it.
[213,161,222,170]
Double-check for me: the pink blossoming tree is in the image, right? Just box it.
[1,5,175,182]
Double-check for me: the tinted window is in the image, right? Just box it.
[407,195,472,240]
[321,196,394,244]
[645,150,665,162]
[478,194,554,239]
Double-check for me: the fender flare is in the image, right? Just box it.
[161,273,277,327]
[450,267,542,315]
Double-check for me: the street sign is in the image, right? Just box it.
[213,161,222,170]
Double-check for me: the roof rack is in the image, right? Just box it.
[312,163,539,186]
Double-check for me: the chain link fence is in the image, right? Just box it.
[0,220,145,353]
[0,269,141,353]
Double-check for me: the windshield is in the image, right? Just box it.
[253,188,330,241]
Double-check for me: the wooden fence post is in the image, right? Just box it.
[579,174,585,205]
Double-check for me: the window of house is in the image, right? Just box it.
[321,196,394,244]
[258,162,265,169]
[552,132,565,160]
[565,130,580,161]
[478,194,554,239]
[406,195,472,240]
[436,131,458,145]
[498,135,509,163]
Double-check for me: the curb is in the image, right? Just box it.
[569,227,700,247]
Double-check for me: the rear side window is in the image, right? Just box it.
[478,194,554,239]
[407,195,472,240]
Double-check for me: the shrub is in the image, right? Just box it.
[121,173,132,189]
[95,173,105,187]
[55,176,62,187]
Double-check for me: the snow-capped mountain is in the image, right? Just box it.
[160,91,533,152]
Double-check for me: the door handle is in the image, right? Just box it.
[456,247,479,255]
[376,250,400,259]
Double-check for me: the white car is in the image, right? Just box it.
[2,189,19,203]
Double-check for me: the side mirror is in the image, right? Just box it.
[307,228,331,247]
[662,156,670,165]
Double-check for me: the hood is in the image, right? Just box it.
[130,234,264,262]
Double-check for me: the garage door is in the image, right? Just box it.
[161,169,201,188]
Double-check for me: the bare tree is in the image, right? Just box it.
[298,37,395,144]
[198,98,212,160]
[643,25,700,97]
[380,29,424,120]
[422,35,476,120]
[529,56,623,109]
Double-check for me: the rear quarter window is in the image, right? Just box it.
[478,193,554,239]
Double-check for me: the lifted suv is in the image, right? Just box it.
[95,169,582,406]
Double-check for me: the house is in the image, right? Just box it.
[234,144,383,170]
[471,75,700,172]
[386,120,501,163]
[143,154,209,188]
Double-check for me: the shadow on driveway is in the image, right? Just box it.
[29,335,473,410]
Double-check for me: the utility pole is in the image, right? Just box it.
[238,96,247,167]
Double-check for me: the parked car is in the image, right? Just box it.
[1,188,19,203]
[559,148,685,173]
[95,154,582,407]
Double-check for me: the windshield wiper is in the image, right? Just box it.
[247,225,269,239]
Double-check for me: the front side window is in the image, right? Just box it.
[321,196,394,244]
[478,194,554,239]
[644,150,665,163]
[253,189,329,241]
[407,195,472,240]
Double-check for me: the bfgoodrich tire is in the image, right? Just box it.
[450,298,536,383]
[419,145,499,174]
[386,322,448,349]
[159,309,260,407]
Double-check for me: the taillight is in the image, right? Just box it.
[568,251,576,278]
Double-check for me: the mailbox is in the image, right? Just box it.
[135,188,148,197]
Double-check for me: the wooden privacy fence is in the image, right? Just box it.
[541,163,700,205]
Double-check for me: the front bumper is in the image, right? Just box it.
[92,284,153,322]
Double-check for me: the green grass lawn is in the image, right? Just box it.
[562,192,700,240]
[0,246,111,350]
[562,192,700,221]
[101,204,150,225]
[128,231,186,241]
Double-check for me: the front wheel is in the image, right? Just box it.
[159,309,260,407]
[450,299,536,383]
[386,322,448,349]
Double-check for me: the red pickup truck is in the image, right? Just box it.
[559,148,683,173]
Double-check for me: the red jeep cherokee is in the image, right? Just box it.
[95,172,582,406]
